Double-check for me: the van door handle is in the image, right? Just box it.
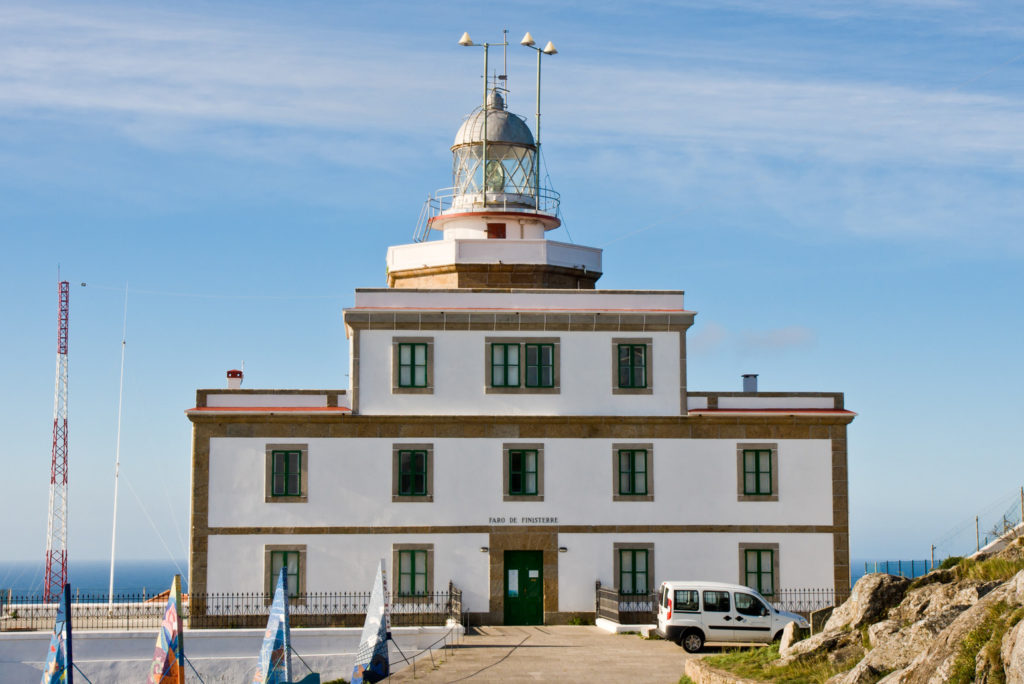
[722,616,731,621]
[735,616,744,622]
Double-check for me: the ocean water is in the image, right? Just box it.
[0,559,188,597]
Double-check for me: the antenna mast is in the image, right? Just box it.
[43,280,70,603]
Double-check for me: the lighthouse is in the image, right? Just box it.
[386,52,601,289]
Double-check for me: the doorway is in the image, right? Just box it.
[503,550,543,625]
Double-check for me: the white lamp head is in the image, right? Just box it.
[520,31,536,47]
[458,32,474,46]
[543,41,558,55]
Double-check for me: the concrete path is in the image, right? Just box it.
[388,625,692,683]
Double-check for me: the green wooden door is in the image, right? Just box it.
[503,550,544,625]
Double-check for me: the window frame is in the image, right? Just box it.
[736,443,779,502]
[613,543,654,596]
[611,337,653,395]
[524,343,555,388]
[490,342,521,387]
[612,443,654,502]
[392,543,434,600]
[502,443,545,501]
[392,337,434,395]
[264,544,306,604]
[485,337,560,395]
[738,542,780,597]
[264,444,309,503]
[392,443,434,502]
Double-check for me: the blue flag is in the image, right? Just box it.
[351,560,390,684]
[253,568,292,684]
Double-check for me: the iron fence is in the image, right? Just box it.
[770,588,848,615]
[0,584,463,632]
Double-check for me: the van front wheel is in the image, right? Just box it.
[680,629,704,653]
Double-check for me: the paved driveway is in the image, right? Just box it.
[387,625,693,683]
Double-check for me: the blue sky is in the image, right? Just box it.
[2,1,1022,577]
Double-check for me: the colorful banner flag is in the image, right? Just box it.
[147,574,185,684]
[253,567,292,684]
[351,560,390,684]
[40,583,72,684]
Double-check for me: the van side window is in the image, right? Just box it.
[735,592,768,616]
[674,590,699,612]
[703,590,730,612]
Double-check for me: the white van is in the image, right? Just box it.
[656,581,810,652]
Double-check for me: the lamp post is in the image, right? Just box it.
[521,32,557,209]
[458,32,507,208]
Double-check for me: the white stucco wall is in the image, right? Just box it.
[208,437,833,529]
[356,330,681,415]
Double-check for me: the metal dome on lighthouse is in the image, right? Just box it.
[387,31,602,289]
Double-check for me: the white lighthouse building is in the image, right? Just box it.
[186,42,854,626]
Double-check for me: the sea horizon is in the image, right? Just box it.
[0,559,188,597]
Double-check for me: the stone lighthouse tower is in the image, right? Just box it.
[386,63,602,289]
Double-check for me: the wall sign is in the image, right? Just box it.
[488,516,558,525]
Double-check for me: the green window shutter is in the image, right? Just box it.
[491,343,521,387]
[617,344,647,388]
[398,549,427,596]
[398,450,428,496]
[270,550,300,597]
[272,450,302,497]
[619,549,649,595]
[524,343,554,388]
[398,343,428,388]
[743,449,772,495]
[508,450,538,495]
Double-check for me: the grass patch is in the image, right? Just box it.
[948,600,1014,684]
[704,643,851,683]
[567,614,592,626]
[955,556,1024,582]
[678,676,696,684]
[940,556,964,570]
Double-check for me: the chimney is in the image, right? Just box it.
[742,374,758,393]
[227,369,243,389]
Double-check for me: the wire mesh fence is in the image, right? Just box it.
[933,486,1024,559]
[0,586,463,632]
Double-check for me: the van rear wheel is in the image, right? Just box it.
[680,629,704,653]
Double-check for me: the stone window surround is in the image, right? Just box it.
[484,336,561,394]
[502,443,545,502]
[611,337,653,395]
[613,542,655,595]
[264,544,306,604]
[392,337,434,394]
[612,443,654,502]
[736,442,779,502]
[265,443,309,503]
[738,542,780,596]
[392,443,434,502]
[392,543,434,601]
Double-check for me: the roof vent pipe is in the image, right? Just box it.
[227,369,243,389]
[742,374,758,393]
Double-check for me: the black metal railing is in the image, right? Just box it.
[0,586,464,632]
[770,588,848,615]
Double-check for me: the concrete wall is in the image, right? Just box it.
[0,625,461,684]
[356,330,681,416]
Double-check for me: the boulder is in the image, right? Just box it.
[778,621,799,657]
[1004,618,1024,684]
[825,574,912,632]
[781,627,863,667]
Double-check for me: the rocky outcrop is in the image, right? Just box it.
[824,574,911,632]
[1003,618,1024,684]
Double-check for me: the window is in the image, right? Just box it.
[524,344,554,388]
[491,343,520,387]
[612,443,654,501]
[736,443,779,502]
[611,338,653,395]
[399,343,428,387]
[271,450,302,497]
[674,590,699,612]
[392,444,433,502]
[703,590,730,612]
[502,443,545,501]
[264,545,306,602]
[392,337,433,394]
[393,544,434,598]
[742,547,777,596]
[613,543,654,596]
[508,450,538,495]
[487,222,506,239]
[485,338,560,394]
[264,444,308,503]
[735,592,770,617]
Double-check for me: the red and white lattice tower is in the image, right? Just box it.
[43,281,70,603]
